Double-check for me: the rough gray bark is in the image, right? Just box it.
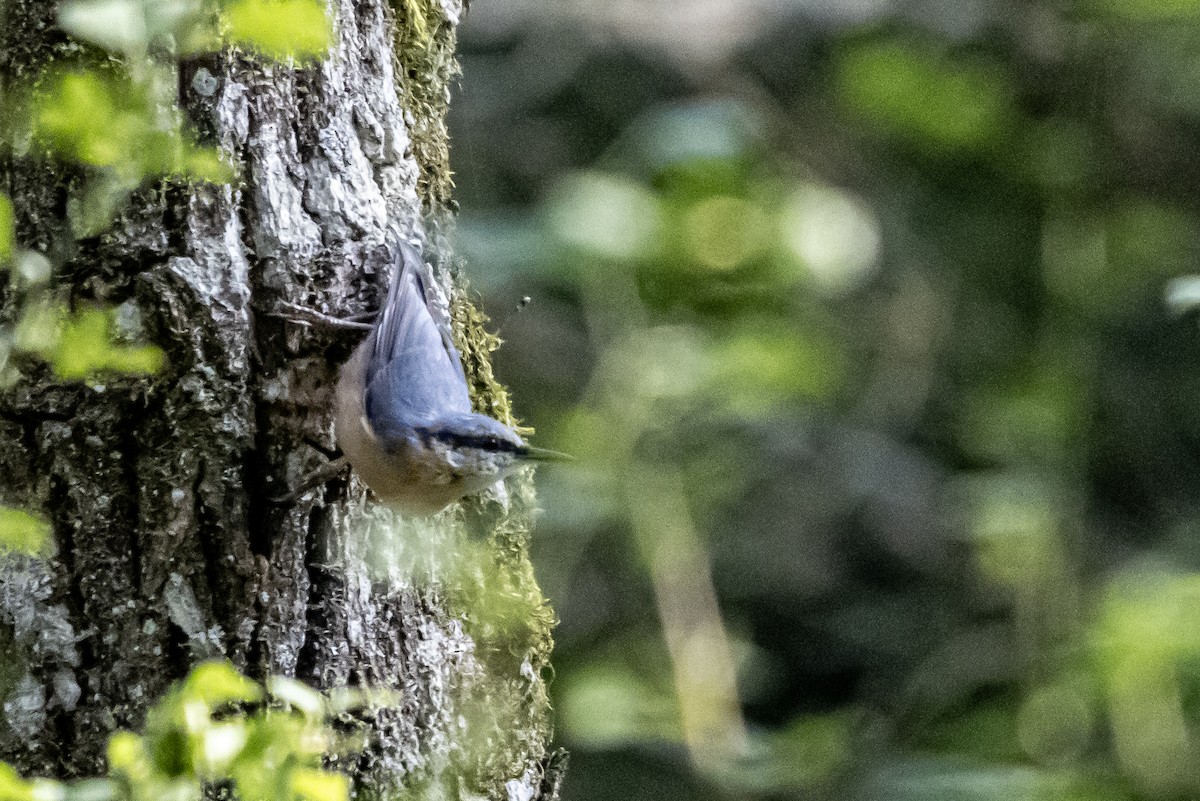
[0,1,560,798]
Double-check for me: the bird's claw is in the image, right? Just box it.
[270,301,376,331]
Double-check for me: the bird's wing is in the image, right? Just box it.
[365,241,472,429]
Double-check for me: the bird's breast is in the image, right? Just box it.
[334,342,469,514]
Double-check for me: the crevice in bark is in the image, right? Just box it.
[120,399,147,597]
[245,582,267,678]
[193,458,225,634]
[44,461,94,774]
[295,516,333,681]
[0,406,74,425]
[164,617,190,670]
[162,187,189,258]
[7,418,39,496]
[245,392,276,560]
[46,473,87,660]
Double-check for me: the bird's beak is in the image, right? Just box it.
[521,445,575,463]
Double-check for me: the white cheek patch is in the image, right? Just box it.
[433,442,513,477]
[418,440,460,485]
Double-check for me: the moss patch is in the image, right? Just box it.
[390,0,459,207]
[389,6,559,793]
[448,281,533,437]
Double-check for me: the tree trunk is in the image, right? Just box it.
[0,2,561,799]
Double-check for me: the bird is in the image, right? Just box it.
[329,240,565,514]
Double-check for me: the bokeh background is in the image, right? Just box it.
[446,1,1200,799]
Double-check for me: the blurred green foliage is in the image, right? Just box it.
[448,1,1200,799]
[56,0,331,58]
[0,195,13,264]
[0,507,49,554]
[35,70,229,179]
[14,303,165,379]
[223,0,332,60]
[837,40,1017,153]
[0,662,351,801]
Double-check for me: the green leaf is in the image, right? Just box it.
[0,506,50,554]
[36,72,125,167]
[105,732,146,773]
[59,0,207,54]
[102,663,347,801]
[267,677,324,717]
[58,0,149,55]
[290,769,348,801]
[223,0,331,60]
[837,39,1017,153]
[59,780,115,801]
[183,148,234,184]
[200,723,249,770]
[48,306,97,372]
[230,722,294,801]
[13,301,166,379]
[54,307,165,379]
[13,301,63,360]
[0,762,33,801]
[35,70,235,205]
[0,194,13,264]
[106,345,165,375]
[183,661,263,707]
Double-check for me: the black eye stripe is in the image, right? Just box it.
[415,428,523,454]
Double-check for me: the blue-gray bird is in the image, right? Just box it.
[333,240,562,514]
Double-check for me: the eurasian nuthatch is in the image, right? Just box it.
[333,240,562,514]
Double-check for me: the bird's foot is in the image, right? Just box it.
[270,300,376,331]
[270,455,352,504]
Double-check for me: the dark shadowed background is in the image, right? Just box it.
[446,1,1200,799]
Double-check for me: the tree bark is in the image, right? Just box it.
[0,2,561,799]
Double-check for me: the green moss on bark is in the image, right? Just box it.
[390,0,460,207]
